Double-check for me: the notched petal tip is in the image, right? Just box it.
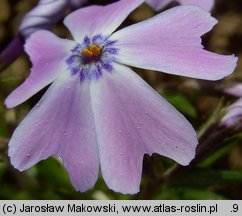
[104,176,140,195]
[62,158,99,193]
[209,54,238,81]
[91,62,199,194]
[111,6,237,81]
[109,186,140,195]
[72,180,97,193]
[64,0,144,41]
[5,30,74,108]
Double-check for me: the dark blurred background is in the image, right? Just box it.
[0,0,242,199]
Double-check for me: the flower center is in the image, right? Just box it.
[82,44,101,64]
[66,35,118,82]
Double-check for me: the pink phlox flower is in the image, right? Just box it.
[146,0,215,11]
[5,0,237,194]
[222,84,242,127]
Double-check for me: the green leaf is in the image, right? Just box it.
[161,91,197,118]
[181,189,226,200]
[36,157,72,188]
[199,143,236,167]
[197,98,224,137]
[169,169,242,188]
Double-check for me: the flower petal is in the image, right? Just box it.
[5,30,75,108]
[178,0,215,11]
[225,84,242,97]
[19,0,69,38]
[0,37,23,72]
[90,63,197,194]
[63,0,144,42]
[222,98,242,127]
[9,73,99,192]
[146,0,214,11]
[111,6,237,80]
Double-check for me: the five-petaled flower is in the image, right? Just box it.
[5,0,237,194]
[146,0,214,11]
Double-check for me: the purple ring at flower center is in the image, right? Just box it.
[66,35,118,82]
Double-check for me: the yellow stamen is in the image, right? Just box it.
[83,48,93,58]
[90,44,101,56]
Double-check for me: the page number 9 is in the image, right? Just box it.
[232,204,238,212]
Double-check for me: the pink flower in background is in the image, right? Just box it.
[70,0,88,8]
[222,84,242,127]
[225,83,242,98]
[222,98,242,127]
[5,0,237,194]
[146,0,215,11]
[19,0,69,38]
